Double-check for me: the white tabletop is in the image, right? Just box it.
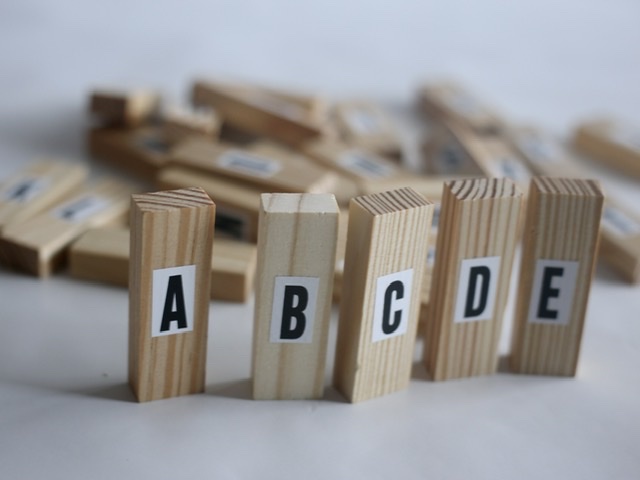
[1,1,640,479]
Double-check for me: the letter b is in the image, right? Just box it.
[270,276,319,343]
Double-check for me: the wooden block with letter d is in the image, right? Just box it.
[510,178,604,376]
[333,188,434,403]
[129,187,215,402]
[424,178,522,381]
[252,193,339,400]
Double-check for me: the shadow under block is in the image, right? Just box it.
[0,161,88,232]
[599,198,640,283]
[424,178,522,381]
[510,178,604,376]
[333,188,434,403]
[89,89,160,127]
[252,193,339,400]
[0,179,132,277]
[170,138,337,194]
[573,119,640,178]
[129,188,215,402]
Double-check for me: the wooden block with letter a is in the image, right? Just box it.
[333,188,434,403]
[89,88,160,127]
[424,178,522,381]
[0,161,88,232]
[0,178,132,277]
[129,187,215,402]
[510,178,604,376]
[598,198,640,284]
[252,193,339,400]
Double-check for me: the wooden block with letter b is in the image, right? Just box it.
[510,178,604,376]
[252,193,339,400]
[333,188,434,403]
[424,178,522,381]
[129,187,216,402]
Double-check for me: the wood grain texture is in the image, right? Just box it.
[89,89,160,127]
[333,187,434,403]
[0,161,88,232]
[252,193,339,400]
[573,119,640,178]
[129,187,215,402]
[424,178,522,381]
[510,178,604,376]
[598,198,640,284]
[0,178,132,277]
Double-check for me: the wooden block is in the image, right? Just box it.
[0,161,88,232]
[170,138,337,195]
[252,193,339,400]
[598,198,640,284]
[417,80,503,134]
[510,178,604,376]
[332,209,350,304]
[156,166,262,242]
[333,188,434,403]
[0,178,132,277]
[471,136,532,194]
[573,119,640,178]
[211,238,257,302]
[332,100,403,159]
[89,89,160,127]
[129,188,215,402]
[422,122,487,176]
[88,126,171,180]
[424,178,522,381]
[192,80,323,147]
[162,105,220,144]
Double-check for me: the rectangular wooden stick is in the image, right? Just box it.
[424,178,522,381]
[598,198,640,284]
[129,187,215,402]
[252,193,339,400]
[89,88,160,127]
[510,178,604,376]
[333,187,434,403]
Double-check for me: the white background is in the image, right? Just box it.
[1,1,640,478]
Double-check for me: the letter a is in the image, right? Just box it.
[160,275,188,332]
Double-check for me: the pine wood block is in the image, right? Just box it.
[417,80,503,134]
[0,178,132,277]
[332,209,350,304]
[89,126,171,180]
[598,198,640,284]
[510,178,604,376]
[0,161,88,232]
[170,138,337,195]
[211,238,257,302]
[333,188,434,403]
[471,136,532,194]
[89,89,160,127]
[422,121,487,176]
[573,119,640,178]
[332,101,403,159]
[192,80,323,147]
[358,176,446,202]
[156,166,262,242]
[424,178,522,381]
[129,187,215,402]
[162,105,220,144]
[252,193,339,400]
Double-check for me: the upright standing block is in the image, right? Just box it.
[333,188,434,403]
[424,178,522,381]
[252,193,339,400]
[510,178,604,376]
[129,188,215,402]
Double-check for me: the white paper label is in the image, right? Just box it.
[151,265,196,337]
[52,195,110,223]
[217,150,281,178]
[344,109,382,135]
[601,206,640,237]
[434,143,468,174]
[270,276,319,343]
[527,260,579,326]
[372,269,414,342]
[338,150,395,179]
[489,157,530,183]
[454,256,501,323]
[1,176,50,203]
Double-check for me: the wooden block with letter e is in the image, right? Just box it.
[0,161,88,232]
[424,178,522,381]
[89,88,160,127]
[129,187,215,402]
[333,188,434,403]
[598,198,640,284]
[0,178,132,276]
[510,178,604,376]
[573,118,640,178]
[252,193,339,400]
